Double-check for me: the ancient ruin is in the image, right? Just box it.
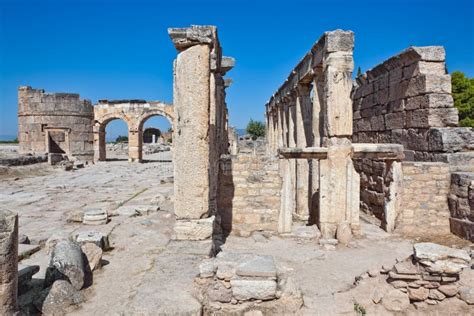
[1,24,473,315]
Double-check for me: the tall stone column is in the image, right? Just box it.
[128,129,142,163]
[318,39,355,239]
[288,99,297,219]
[295,85,312,220]
[0,209,18,315]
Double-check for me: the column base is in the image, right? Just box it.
[173,216,215,241]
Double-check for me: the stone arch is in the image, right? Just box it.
[93,114,131,162]
[136,109,174,161]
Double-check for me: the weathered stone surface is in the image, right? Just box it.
[199,259,217,278]
[394,261,419,275]
[382,289,410,312]
[168,25,215,51]
[408,286,429,301]
[206,281,232,303]
[390,280,408,288]
[236,255,277,278]
[45,240,85,290]
[437,284,459,297]
[336,221,352,245]
[428,289,445,301]
[18,243,41,260]
[173,216,214,240]
[388,271,421,280]
[230,279,277,301]
[414,242,470,274]
[0,209,18,315]
[81,242,102,271]
[40,280,84,315]
[74,231,110,250]
[459,286,474,304]
[293,225,321,239]
[428,128,474,152]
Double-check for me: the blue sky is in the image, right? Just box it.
[1,0,473,139]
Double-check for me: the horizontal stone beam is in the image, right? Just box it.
[221,56,235,73]
[352,143,405,160]
[279,143,404,160]
[278,147,328,159]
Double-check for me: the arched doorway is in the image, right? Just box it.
[138,113,173,162]
[94,116,130,161]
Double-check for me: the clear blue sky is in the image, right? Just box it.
[1,0,473,138]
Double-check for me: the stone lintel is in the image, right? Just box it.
[168,25,216,52]
[278,143,404,160]
[352,143,405,160]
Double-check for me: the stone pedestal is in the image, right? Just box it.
[0,209,18,315]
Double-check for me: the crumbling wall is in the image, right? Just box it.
[448,172,474,241]
[218,153,281,236]
[18,86,94,161]
[351,47,474,236]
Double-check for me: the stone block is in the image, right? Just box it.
[230,279,277,301]
[406,74,451,97]
[385,112,405,130]
[428,128,474,153]
[236,255,277,278]
[173,216,214,240]
[74,231,110,250]
[405,94,453,110]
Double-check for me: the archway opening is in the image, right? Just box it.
[102,118,129,161]
[140,115,172,162]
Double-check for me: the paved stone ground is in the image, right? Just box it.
[2,146,472,314]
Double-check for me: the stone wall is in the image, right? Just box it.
[352,46,459,161]
[218,153,281,236]
[18,86,94,161]
[448,172,474,241]
[397,162,451,235]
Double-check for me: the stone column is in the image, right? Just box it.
[288,99,297,220]
[93,125,105,161]
[128,129,142,163]
[169,26,218,241]
[295,85,312,220]
[0,209,18,315]
[318,33,355,239]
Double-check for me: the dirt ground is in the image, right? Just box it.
[1,145,472,315]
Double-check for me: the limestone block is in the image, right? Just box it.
[406,74,451,97]
[168,25,215,52]
[0,209,18,315]
[81,242,102,271]
[230,279,277,301]
[235,255,277,278]
[385,112,405,130]
[428,128,474,153]
[173,216,215,240]
[406,108,458,128]
[323,29,354,53]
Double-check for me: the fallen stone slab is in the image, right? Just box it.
[230,279,277,301]
[74,231,110,250]
[414,243,470,274]
[45,240,85,290]
[236,255,277,278]
[18,243,40,260]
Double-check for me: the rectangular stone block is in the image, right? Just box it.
[406,74,451,97]
[230,279,277,301]
[385,112,405,130]
[173,216,214,241]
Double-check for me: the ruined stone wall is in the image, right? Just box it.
[352,46,458,159]
[397,162,451,235]
[18,86,94,160]
[218,153,281,236]
[351,47,474,237]
[448,172,474,241]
